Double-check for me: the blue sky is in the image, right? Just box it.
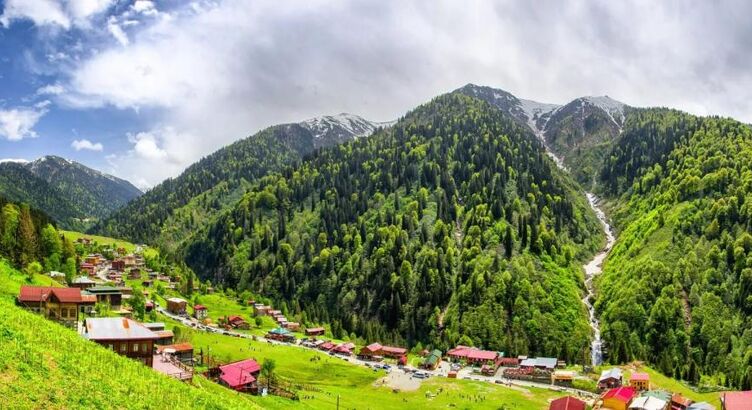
[1,1,751,189]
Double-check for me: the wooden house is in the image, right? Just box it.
[671,393,693,410]
[284,322,300,331]
[602,387,637,410]
[421,349,442,370]
[218,359,260,393]
[266,327,295,342]
[83,318,159,366]
[630,372,650,391]
[17,286,85,327]
[85,286,123,308]
[80,262,95,275]
[332,342,355,356]
[305,327,325,337]
[111,259,125,271]
[598,368,624,390]
[157,343,194,365]
[446,345,499,364]
[358,343,407,360]
[166,298,187,315]
[226,315,249,329]
[193,304,208,320]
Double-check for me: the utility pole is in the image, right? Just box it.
[336,394,340,410]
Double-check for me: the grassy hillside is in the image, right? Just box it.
[0,261,259,410]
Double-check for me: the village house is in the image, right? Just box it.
[80,262,95,276]
[157,343,194,365]
[253,304,269,316]
[111,259,125,272]
[193,304,208,320]
[446,345,499,365]
[284,322,300,331]
[629,395,668,410]
[167,297,187,315]
[519,357,558,371]
[83,317,159,366]
[599,368,624,390]
[358,343,407,362]
[266,327,295,343]
[332,342,355,356]
[319,341,335,351]
[421,349,443,370]
[630,372,650,391]
[602,387,637,410]
[226,315,250,329]
[549,396,586,410]
[721,391,752,410]
[17,286,88,327]
[71,276,97,290]
[84,255,100,266]
[85,286,123,308]
[551,370,576,387]
[305,327,325,337]
[128,268,143,280]
[670,393,694,410]
[498,357,520,367]
[218,359,261,393]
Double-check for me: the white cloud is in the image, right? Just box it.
[0,0,70,29]
[128,131,167,160]
[0,107,46,141]
[37,83,65,96]
[107,16,129,46]
[57,0,752,187]
[0,158,29,164]
[0,0,113,29]
[131,1,157,16]
[71,138,104,151]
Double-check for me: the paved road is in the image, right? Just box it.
[155,305,599,399]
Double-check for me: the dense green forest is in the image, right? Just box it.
[180,93,603,362]
[594,109,752,388]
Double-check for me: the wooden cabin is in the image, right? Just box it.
[83,317,159,366]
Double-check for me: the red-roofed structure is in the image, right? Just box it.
[722,391,752,410]
[193,304,207,320]
[358,342,406,359]
[630,372,650,391]
[549,396,586,410]
[332,342,355,355]
[446,345,499,364]
[602,387,637,410]
[17,286,85,326]
[219,359,261,392]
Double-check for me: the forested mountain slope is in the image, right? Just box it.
[91,114,390,249]
[0,157,141,230]
[456,84,629,188]
[593,109,752,388]
[180,93,604,362]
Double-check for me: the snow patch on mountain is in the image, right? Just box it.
[581,96,626,127]
[302,113,392,140]
[518,99,561,133]
[0,158,29,164]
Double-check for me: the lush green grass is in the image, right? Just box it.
[163,314,567,409]
[0,258,60,298]
[0,261,259,409]
[61,230,160,259]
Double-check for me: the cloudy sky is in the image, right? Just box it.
[1,0,751,189]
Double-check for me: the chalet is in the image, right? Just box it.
[266,327,295,342]
[267,309,282,317]
[83,317,159,366]
[284,322,300,331]
[111,259,125,271]
[319,341,335,351]
[358,343,407,360]
[128,268,143,280]
[421,349,442,370]
[84,255,100,265]
[519,357,558,371]
[721,391,752,410]
[549,396,586,410]
[602,387,637,410]
[446,345,499,364]
[166,298,187,315]
[71,276,97,290]
[226,315,249,329]
[17,286,85,327]
[630,372,650,391]
[157,343,194,365]
[332,342,355,356]
[305,327,326,337]
[80,262,95,275]
[86,286,123,308]
[598,368,624,390]
[551,370,576,387]
[218,359,260,393]
[253,304,269,316]
[670,394,693,410]
[193,304,208,320]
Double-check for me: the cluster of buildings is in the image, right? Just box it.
[252,302,299,331]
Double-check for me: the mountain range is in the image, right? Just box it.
[0,156,142,229]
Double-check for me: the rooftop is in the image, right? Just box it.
[602,387,636,403]
[219,359,260,388]
[723,391,752,410]
[18,286,82,303]
[549,396,586,410]
[84,318,159,341]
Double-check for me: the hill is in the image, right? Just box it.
[0,156,142,229]
[0,260,259,410]
[593,109,752,389]
[91,114,391,250]
[179,92,603,362]
[456,84,629,188]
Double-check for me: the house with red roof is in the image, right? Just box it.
[17,286,86,327]
[602,386,637,410]
[218,359,261,393]
[193,304,207,320]
[446,345,499,364]
[358,343,407,360]
[226,315,250,329]
[630,372,650,391]
[722,391,752,410]
[305,327,325,336]
[549,396,586,410]
[332,342,355,356]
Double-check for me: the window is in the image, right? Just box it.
[120,343,127,352]
[134,343,139,352]
[142,343,148,353]
[108,344,114,351]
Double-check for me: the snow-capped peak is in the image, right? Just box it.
[580,96,626,126]
[301,113,392,140]
[0,158,29,164]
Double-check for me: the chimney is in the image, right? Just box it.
[122,318,129,329]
